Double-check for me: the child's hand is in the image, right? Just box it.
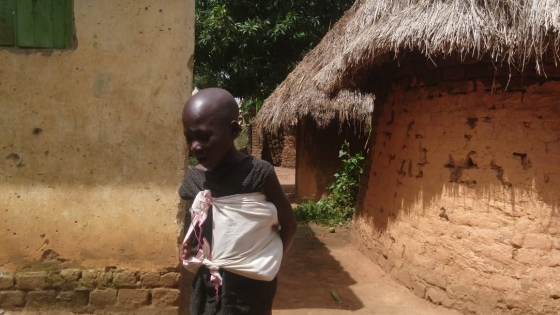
[180,241,190,260]
[262,171,297,254]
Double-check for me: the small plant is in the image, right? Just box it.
[294,141,364,226]
[294,197,355,226]
[328,140,364,211]
[188,156,198,166]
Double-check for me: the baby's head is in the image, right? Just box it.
[182,88,241,170]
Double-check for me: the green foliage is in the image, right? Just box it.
[234,126,250,153]
[240,98,263,124]
[294,141,364,226]
[327,141,365,210]
[188,157,199,166]
[294,198,355,226]
[194,0,353,101]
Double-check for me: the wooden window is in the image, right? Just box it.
[0,0,73,49]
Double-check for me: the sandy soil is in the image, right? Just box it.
[2,168,461,315]
[272,223,461,315]
[274,167,461,315]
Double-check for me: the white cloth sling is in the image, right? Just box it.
[181,190,283,291]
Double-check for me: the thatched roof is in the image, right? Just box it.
[255,0,560,135]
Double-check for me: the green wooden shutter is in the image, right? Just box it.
[33,0,54,48]
[0,0,15,46]
[15,0,35,47]
[52,0,67,48]
[15,0,72,49]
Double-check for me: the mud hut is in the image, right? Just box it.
[255,0,560,313]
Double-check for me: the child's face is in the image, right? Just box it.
[183,107,236,171]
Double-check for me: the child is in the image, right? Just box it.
[178,87,297,315]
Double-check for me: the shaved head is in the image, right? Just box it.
[182,88,242,170]
[183,88,239,125]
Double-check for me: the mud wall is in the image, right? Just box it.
[297,117,366,201]
[352,58,560,314]
[251,126,296,168]
[280,135,296,168]
[0,0,194,272]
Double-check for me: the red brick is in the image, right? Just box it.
[151,288,180,307]
[17,271,48,291]
[90,289,117,308]
[0,291,26,308]
[117,289,149,308]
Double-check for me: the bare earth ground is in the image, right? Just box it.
[3,168,460,315]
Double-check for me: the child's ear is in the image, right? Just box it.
[230,120,241,138]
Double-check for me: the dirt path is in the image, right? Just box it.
[272,167,460,315]
[2,168,460,315]
[273,224,461,315]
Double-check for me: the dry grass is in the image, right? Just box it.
[255,0,560,136]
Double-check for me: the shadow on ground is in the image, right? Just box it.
[273,225,362,311]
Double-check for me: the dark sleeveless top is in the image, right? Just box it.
[179,156,277,315]
[179,155,274,199]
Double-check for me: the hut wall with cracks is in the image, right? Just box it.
[352,53,560,314]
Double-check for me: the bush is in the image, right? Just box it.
[294,140,364,226]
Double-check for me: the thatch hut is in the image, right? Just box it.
[255,0,560,313]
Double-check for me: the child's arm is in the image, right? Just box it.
[179,200,193,261]
[263,171,297,254]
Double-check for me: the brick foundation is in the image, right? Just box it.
[0,268,182,313]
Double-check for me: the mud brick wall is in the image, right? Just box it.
[297,117,367,201]
[250,124,264,158]
[280,135,296,168]
[352,56,560,315]
[251,126,296,168]
[0,268,182,313]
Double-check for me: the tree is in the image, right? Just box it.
[194,0,353,117]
